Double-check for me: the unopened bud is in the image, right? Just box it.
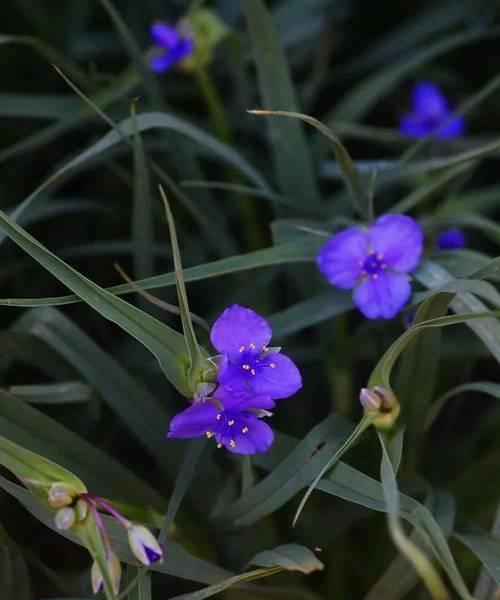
[75,498,89,522]
[359,388,382,411]
[360,386,400,430]
[55,507,76,530]
[91,552,121,595]
[127,525,163,565]
[48,482,78,509]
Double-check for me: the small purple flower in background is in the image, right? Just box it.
[168,387,275,454]
[210,305,302,399]
[168,305,302,454]
[400,81,465,139]
[317,214,423,320]
[149,21,194,74]
[436,228,465,250]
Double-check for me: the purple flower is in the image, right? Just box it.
[210,305,302,399]
[168,387,275,454]
[400,81,465,139]
[316,214,423,320]
[127,525,163,565]
[436,228,465,250]
[149,22,194,74]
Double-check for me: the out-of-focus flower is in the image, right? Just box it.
[127,525,163,565]
[317,214,424,319]
[55,507,76,530]
[436,228,465,250]
[168,387,275,454]
[400,81,465,139]
[91,551,122,595]
[149,22,194,74]
[210,305,302,399]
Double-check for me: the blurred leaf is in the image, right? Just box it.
[0,544,32,600]
[270,290,353,339]
[378,432,454,600]
[0,476,231,584]
[0,209,191,395]
[249,110,369,218]
[220,415,353,527]
[7,381,92,405]
[244,0,320,208]
[0,386,165,509]
[249,544,324,574]
[455,528,500,586]
[333,27,500,121]
[11,307,180,482]
[0,240,321,307]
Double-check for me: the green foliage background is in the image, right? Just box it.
[0,0,499,598]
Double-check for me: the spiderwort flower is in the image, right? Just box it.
[168,387,275,454]
[316,214,423,319]
[400,81,465,139]
[436,228,465,250]
[127,525,164,566]
[210,305,302,399]
[91,551,121,595]
[149,21,194,74]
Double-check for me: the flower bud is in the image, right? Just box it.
[75,498,89,522]
[91,552,121,595]
[55,507,76,530]
[360,386,400,430]
[47,482,77,509]
[359,388,382,411]
[127,525,163,565]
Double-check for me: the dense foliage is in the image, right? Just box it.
[0,1,499,599]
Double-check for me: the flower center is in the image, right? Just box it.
[361,251,387,279]
[238,344,275,376]
[205,411,250,450]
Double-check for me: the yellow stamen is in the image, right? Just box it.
[269,362,276,368]
[228,419,234,426]
[249,343,256,349]
[205,432,213,438]
[239,345,245,353]
[217,443,222,449]
[242,364,250,370]
[250,369,256,375]
[216,413,221,420]
[262,345,269,351]
[229,440,236,448]
[242,427,249,433]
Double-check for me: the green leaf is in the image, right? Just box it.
[7,381,92,405]
[0,209,191,395]
[0,387,165,509]
[169,544,323,600]
[160,187,207,381]
[455,528,500,586]
[377,432,453,600]
[249,110,370,218]
[248,544,324,574]
[0,476,231,585]
[10,307,181,482]
[0,240,320,308]
[244,0,320,207]
[0,434,86,505]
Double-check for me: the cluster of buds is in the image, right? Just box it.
[359,386,400,430]
[48,483,162,595]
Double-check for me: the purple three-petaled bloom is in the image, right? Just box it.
[210,305,302,399]
[436,228,465,250]
[168,387,275,454]
[149,21,194,74]
[316,214,423,320]
[400,81,465,139]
